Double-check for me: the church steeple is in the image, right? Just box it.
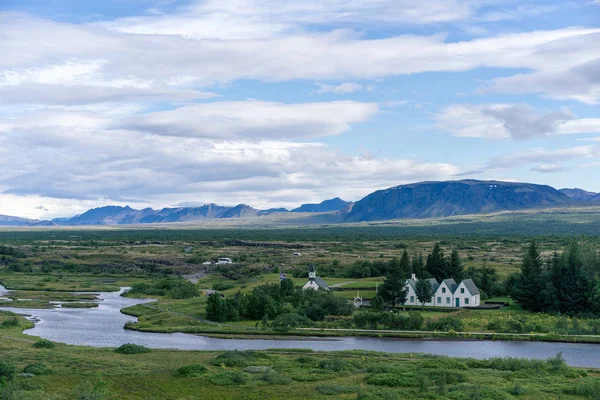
[308,264,316,280]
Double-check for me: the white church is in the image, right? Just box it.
[403,274,480,308]
[302,264,329,291]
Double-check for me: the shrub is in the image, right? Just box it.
[0,360,16,382]
[1,318,20,328]
[114,343,151,354]
[211,351,269,367]
[258,371,293,385]
[315,384,357,395]
[212,282,234,291]
[425,316,463,331]
[317,358,357,372]
[32,340,55,349]
[366,373,419,387]
[208,371,246,386]
[23,363,52,376]
[173,364,208,377]
[243,366,272,373]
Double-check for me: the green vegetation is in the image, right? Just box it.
[114,344,152,354]
[61,302,98,308]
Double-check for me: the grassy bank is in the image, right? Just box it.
[1,310,600,399]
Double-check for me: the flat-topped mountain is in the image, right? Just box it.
[291,197,349,213]
[345,180,572,221]
[559,188,599,202]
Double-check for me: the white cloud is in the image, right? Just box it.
[531,164,569,173]
[313,82,366,95]
[437,104,578,140]
[487,146,598,169]
[119,100,379,139]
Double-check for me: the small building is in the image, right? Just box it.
[302,264,329,291]
[216,258,233,265]
[403,274,480,308]
[292,252,302,257]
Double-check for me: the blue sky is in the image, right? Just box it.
[0,0,599,218]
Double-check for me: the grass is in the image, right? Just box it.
[0,314,598,400]
[60,302,98,308]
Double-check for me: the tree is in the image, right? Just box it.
[551,242,593,313]
[415,279,434,308]
[379,259,409,310]
[447,249,464,281]
[280,278,295,297]
[206,293,227,322]
[411,253,425,277]
[426,243,448,281]
[512,241,545,311]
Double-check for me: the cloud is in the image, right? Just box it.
[487,146,598,169]
[313,82,367,95]
[119,100,379,139]
[102,0,484,41]
[484,35,600,103]
[0,104,460,218]
[437,104,576,140]
[531,164,569,173]
[2,14,599,107]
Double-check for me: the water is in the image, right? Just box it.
[2,285,600,368]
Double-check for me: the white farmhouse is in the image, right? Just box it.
[403,274,480,308]
[302,264,329,291]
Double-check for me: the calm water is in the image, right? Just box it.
[2,285,600,368]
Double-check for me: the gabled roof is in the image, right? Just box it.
[462,279,480,295]
[308,264,316,272]
[314,277,329,289]
[405,278,439,292]
[440,278,457,293]
[406,278,417,291]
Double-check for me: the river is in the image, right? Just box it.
[2,285,600,368]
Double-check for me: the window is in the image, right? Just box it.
[410,296,414,302]
[460,288,465,294]
[437,297,441,303]
[442,288,446,293]
[465,298,469,305]
[446,297,450,304]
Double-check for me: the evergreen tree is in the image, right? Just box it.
[206,293,226,322]
[399,249,412,278]
[379,258,409,310]
[411,253,425,277]
[426,243,448,281]
[415,279,434,308]
[447,249,464,281]
[280,278,295,297]
[513,241,545,311]
[551,242,593,313]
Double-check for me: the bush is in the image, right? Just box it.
[212,282,235,291]
[0,360,16,382]
[211,351,269,367]
[173,364,208,377]
[32,340,55,349]
[208,371,246,386]
[114,343,151,354]
[23,363,52,376]
[258,371,293,385]
[318,358,357,372]
[425,316,463,331]
[366,373,419,387]
[1,318,20,328]
[315,384,357,395]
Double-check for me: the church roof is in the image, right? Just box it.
[314,277,329,289]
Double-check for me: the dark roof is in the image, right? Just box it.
[314,277,329,289]
[406,278,439,292]
[462,279,480,295]
[441,278,457,293]
[308,264,316,272]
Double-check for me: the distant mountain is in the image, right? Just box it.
[258,208,289,216]
[559,188,599,202]
[28,220,58,227]
[291,197,349,213]
[52,204,260,225]
[0,214,35,226]
[345,180,572,221]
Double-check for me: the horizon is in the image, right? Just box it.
[1,0,599,219]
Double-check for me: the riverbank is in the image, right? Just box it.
[1,309,600,400]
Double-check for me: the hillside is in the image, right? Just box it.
[0,214,35,226]
[291,197,349,213]
[559,188,598,202]
[345,180,571,221]
[53,204,260,225]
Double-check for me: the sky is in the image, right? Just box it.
[1,0,600,219]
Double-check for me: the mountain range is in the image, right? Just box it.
[3,179,600,226]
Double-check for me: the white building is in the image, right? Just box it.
[403,274,480,308]
[302,264,329,291]
[216,258,233,265]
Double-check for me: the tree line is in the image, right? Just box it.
[510,241,600,315]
